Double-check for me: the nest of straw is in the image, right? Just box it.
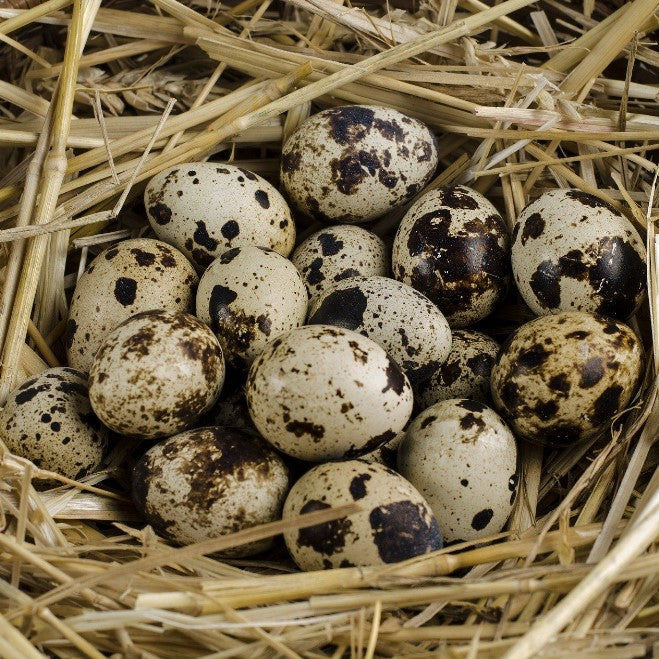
[0,0,657,656]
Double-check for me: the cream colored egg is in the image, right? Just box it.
[2,368,107,480]
[490,312,642,446]
[246,325,414,461]
[392,185,510,327]
[416,330,500,409]
[398,399,518,543]
[291,225,389,296]
[132,426,289,554]
[196,246,308,365]
[511,189,646,319]
[66,239,197,372]
[307,276,452,384]
[281,105,438,223]
[89,311,225,439]
[283,459,442,570]
[145,163,295,271]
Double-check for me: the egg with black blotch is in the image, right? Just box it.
[89,310,225,439]
[132,426,289,555]
[416,330,500,409]
[196,246,308,365]
[398,398,518,543]
[490,312,642,446]
[282,459,442,570]
[66,238,197,372]
[246,325,414,461]
[511,189,646,319]
[392,185,511,327]
[307,276,451,385]
[2,368,107,481]
[291,225,389,297]
[145,163,295,271]
[281,105,438,224]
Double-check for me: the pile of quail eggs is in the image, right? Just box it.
[3,104,645,570]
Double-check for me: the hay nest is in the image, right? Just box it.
[0,0,657,656]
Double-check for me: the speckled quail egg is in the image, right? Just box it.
[2,368,107,480]
[490,312,642,446]
[511,189,646,319]
[398,398,518,543]
[145,163,295,271]
[282,459,442,570]
[89,310,225,439]
[246,325,414,461]
[281,105,438,223]
[67,238,197,372]
[392,185,510,327]
[360,430,404,469]
[196,246,308,365]
[132,426,289,554]
[291,225,389,296]
[307,276,452,385]
[416,330,500,409]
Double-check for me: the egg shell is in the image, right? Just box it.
[392,185,510,327]
[291,225,389,297]
[144,163,295,271]
[246,324,414,461]
[66,238,197,372]
[132,426,289,555]
[281,105,438,223]
[2,368,107,480]
[196,246,308,365]
[398,398,518,543]
[490,312,642,446]
[416,330,500,409]
[511,189,646,319]
[307,276,452,385]
[359,430,405,469]
[89,310,225,439]
[283,459,442,570]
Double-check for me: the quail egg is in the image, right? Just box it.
[145,163,295,271]
[416,330,500,409]
[89,310,225,439]
[307,276,452,384]
[490,312,642,446]
[392,185,510,327]
[281,105,438,223]
[66,238,197,372]
[132,426,289,554]
[196,246,308,365]
[2,368,107,480]
[511,189,646,319]
[398,398,518,543]
[282,459,442,570]
[291,225,389,297]
[246,325,414,461]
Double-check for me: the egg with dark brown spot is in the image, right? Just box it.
[1,368,107,481]
[392,185,510,327]
[246,325,413,461]
[416,330,500,409]
[490,312,642,445]
[89,310,225,439]
[283,459,441,570]
[281,105,438,223]
[398,398,518,542]
[145,163,295,271]
[66,239,197,372]
[291,225,389,297]
[132,426,288,554]
[511,189,646,319]
[196,246,308,365]
[307,276,451,385]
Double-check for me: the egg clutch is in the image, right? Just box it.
[2,105,645,571]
